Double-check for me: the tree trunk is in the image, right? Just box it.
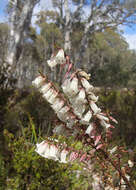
[6,0,39,77]
[64,0,71,54]
[76,22,91,71]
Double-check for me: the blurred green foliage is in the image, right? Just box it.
[1,129,90,190]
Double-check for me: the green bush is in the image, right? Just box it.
[0,129,91,190]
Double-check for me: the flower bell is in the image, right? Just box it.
[47,59,57,68]
[109,146,117,154]
[85,123,94,136]
[35,141,46,155]
[75,88,86,103]
[49,145,59,161]
[96,114,109,122]
[69,77,79,96]
[55,49,65,65]
[47,49,65,68]
[100,120,111,129]
[48,90,58,104]
[81,78,94,93]
[81,110,92,124]
[35,141,50,158]
[128,160,134,168]
[89,101,101,115]
[74,104,85,118]
[42,88,54,100]
[60,149,69,163]
[61,79,71,95]
[51,98,64,112]
[40,82,52,94]
[57,106,70,122]
[32,76,45,88]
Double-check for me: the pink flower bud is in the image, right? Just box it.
[94,135,101,146]
[80,153,87,162]
[69,152,79,161]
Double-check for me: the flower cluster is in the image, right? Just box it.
[32,67,117,151]
[35,139,91,164]
[32,49,134,190]
[47,49,66,68]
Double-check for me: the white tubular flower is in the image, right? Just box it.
[74,104,85,118]
[60,149,69,163]
[100,120,111,129]
[62,79,71,95]
[40,83,51,94]
[51,98,64,112]
[69,96,77,105]
[35,141,50,158]
[48,90,58,104]
[35,141,46,155]
[48,49,65,68]
[96,114,109,122]
[88,92,99,102]
[125,174,130,181]
[57,106,70,122]
[128,160,134,168]
[81,78,94,93]
[69,77,79,96]
[85,123,94,135]
[75,88,86,103]
[55,49,65,65]
[109,146,117,154]
[90,101,101,114]
[81,110,92,125]
[32,76,45,88]
[47,59,57,68]
[42,88,54,100]
[49,145,59,161]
